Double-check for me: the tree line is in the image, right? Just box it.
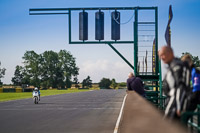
[0,50,123,89]
[1,51,199,88]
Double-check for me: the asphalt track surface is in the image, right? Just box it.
[0,89,126,133]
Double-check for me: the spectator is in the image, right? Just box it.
[159,46,190,120]
[181,54,200,115]
[126,72,145,97]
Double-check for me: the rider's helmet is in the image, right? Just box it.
[34,87,38,91]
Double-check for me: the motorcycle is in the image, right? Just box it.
[33,90,39,104]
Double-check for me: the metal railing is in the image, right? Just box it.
[181,105,200,133]
[145,91,167,110]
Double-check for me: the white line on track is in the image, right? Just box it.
[0,108,121,111]
[113,94,127,133]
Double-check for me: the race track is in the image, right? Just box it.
[0,89,126,133]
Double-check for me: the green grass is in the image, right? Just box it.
[0,89,90,102]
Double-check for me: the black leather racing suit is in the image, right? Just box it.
[163,58,190,119]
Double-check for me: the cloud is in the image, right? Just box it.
[81,60,109,72]
[78,59,133,83]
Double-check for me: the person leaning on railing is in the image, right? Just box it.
[126,72,146,97]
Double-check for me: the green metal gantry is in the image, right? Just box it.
[29,7,163,105]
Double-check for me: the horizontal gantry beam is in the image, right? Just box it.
[30,6,157,11]
[29,7,157,15]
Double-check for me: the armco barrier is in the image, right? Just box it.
[3,88,16,92]
[16,88,22,93]
[0,88,23,93]
[23,88,33,92]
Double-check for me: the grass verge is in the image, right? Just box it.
[0,89,90,102]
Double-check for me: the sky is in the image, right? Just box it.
[0,0,200,84]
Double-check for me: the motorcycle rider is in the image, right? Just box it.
[159,46,190,120]
[33,87,40,101]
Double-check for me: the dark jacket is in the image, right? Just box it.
[127,77,145,96]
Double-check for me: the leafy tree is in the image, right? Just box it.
[12,65,24,86]
[73,76,80,88]
[58,50,79,88]
[111,78,118,89]
[65,78,72,88]
[99,78,112,89]
[23,51,41,87]
[181,52,200,67]
[0,62,6,85]
[82,76,92,88]
[82,79,86,88]
[118,82,127,88]
[40,50,59,88]
[15,50,79,88]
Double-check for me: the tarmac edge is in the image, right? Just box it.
[113,93,127,133]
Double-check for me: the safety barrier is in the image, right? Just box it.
[3,88,16,92]
[119,91,187,133]
[0,88,23,93]
[16,88,22,92]
[22,88,33,92]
